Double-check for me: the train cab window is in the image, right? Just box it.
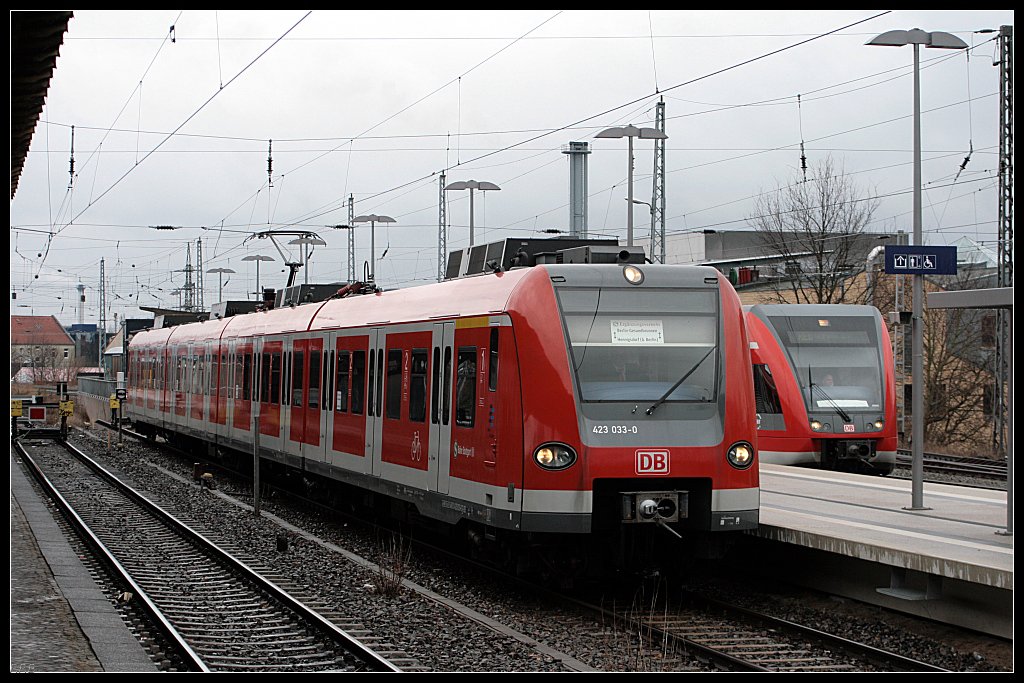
[385,349,402,420]
[442,347,452,426]
[336,351,350,412]
[270,353,281,404]
[410,349,428,423]
[455,348,477,427]
[488,328,499,392]
[292,351,304,406]
[431,347,441,424]
[351,350,365,415]
[309,350,321,410]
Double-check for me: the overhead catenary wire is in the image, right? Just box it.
[15,11,1005,316]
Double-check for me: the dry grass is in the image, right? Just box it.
[372,533,411,598]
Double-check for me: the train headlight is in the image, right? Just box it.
[810,420,823,431]
[623,265,644,285]
[533,443,577,470]
[726,442,755,470]
[873,419,885,431]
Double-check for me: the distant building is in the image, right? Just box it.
[11,315,77,383]
[67,322,99,364]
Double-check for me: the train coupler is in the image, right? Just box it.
[620,491,688,524]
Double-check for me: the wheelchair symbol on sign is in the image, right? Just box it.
[411,432,422,462]
[923,256,935,269]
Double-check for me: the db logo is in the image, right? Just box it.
[843,424,856,433]
[636,450,670,475]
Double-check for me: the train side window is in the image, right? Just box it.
[488,328,499,392]
[351,350,365,415]
[325,351,334,411]
[336,351,350,412]
[376,350,385,417]
[220,353,228,397]
[385,349,402,420]
[442,347,452,426]
[209,353,215,396]
[430,347,440,425]
[261,352,271,403]
[410,349,428,423]
[372,352,380,417]
[282,351,289,405]
[753,364,783,415]
[292,351,304,406]
[309,349,321,410]
[243,352,253,401]
[455,347,476,427]
[269,353,281,404]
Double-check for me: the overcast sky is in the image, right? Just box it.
[10,10,1014,327]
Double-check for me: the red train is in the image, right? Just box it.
[744,304,897,475]
[125,250,759,569]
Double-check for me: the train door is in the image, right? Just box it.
[213,342,228,437]
[232,340,254,435]
[257,339,284,446]
[305,336,324,451]
[316,337,333,465]
[366,328,384,476]
[161,345,172,416]
[288,337,309,448]
[430,322,455,494]
[287,336,324,455]
[330,331,370,474]
[172,344,187,421]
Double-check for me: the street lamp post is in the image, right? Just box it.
[352,214,396,282]
[628,198,655,256]
[867,28,967,511]
[596,125,667,247]
[444,180,500,247]
[288,236,327,286]
[206,267,236,302]
[241,254,275,298]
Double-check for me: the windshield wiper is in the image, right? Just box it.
[645,346,716,415]
[809,381,851,424]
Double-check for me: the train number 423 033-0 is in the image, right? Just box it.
[593,424,639,435]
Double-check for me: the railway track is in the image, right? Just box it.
[82,423,959,671]
[14,437,402,673]
[895,450,1007,480]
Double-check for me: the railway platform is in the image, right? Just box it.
[10,445,158,672]
[744,463,1012,639]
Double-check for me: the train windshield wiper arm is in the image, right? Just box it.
[645,345,716,416]
[810,383,851,423]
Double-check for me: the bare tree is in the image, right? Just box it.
[871,270,997,454]
[750,155,880,304]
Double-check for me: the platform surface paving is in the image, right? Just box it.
[756,463,1012,590]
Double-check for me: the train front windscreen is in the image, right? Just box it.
[768,314,884,413]
[558,288,719,405]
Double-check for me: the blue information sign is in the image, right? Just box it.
[884,245,957,275]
